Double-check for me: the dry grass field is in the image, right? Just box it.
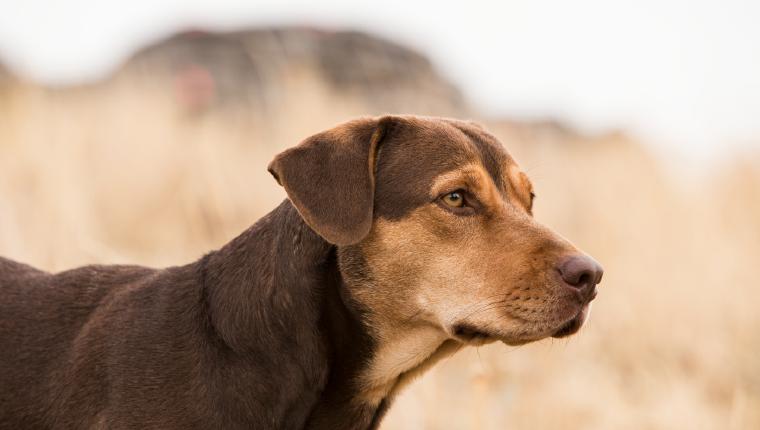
[1,30,759,429]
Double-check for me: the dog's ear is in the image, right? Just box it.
[268,116,396,246]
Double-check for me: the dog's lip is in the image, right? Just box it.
[452,324,546,347]
[551,303,590,338]
[451,324,500,345]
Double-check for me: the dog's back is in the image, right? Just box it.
[0,257,157,428]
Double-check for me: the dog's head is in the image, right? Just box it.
[268,116,602,346]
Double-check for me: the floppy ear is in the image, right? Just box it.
[267,116,394,246]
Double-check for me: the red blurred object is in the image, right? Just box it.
[173,64,216,112]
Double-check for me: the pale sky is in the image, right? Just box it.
[1,0,759,159]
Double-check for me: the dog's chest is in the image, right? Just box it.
[356,326,461,407]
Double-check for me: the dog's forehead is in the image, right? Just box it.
[374,118,517,220]
[443,120,517,190]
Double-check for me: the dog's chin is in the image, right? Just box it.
[452,303,592,346]
[551,303,591,338]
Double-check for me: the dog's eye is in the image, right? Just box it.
[441,191,465,208]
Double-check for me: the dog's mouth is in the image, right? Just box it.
[551,303,591,338]
[452,302,592,345]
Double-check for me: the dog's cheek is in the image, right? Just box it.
[345,221,434,320]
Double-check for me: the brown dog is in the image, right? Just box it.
[0,115,602,429]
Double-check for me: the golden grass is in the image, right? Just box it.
[0,73,758,429]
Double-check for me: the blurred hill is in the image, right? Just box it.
[0,27,758,430]
[118,28,466,115]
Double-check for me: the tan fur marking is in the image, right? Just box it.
[358,325,456,406]
[506,163,533,211]
[429,164,503,208]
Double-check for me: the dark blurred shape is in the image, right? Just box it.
[0,62,9,84]
[0,62,14,100]
[125,30,263,112]
[119,27,466,115]
[313,30,463,107]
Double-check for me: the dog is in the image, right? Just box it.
[0,115,602,429]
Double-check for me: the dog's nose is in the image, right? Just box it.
[557,255,603,299]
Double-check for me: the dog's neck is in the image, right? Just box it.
[202,200,333,353]
[201,199,457,429]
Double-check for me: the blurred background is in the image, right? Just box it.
[1,1,759,429]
